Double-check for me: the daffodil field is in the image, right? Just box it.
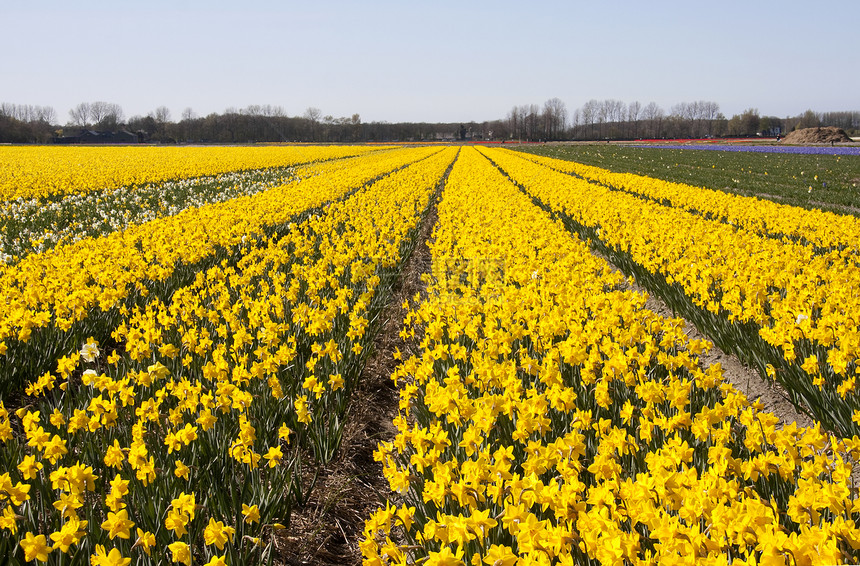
[0,146,382,202]
[1,144,860,565]
[478,147,860,437]
[0,146,424,397]
[0,144,456,564]
[362,148,860,565]
[517,144,860,212]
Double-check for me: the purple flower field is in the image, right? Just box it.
[630,144,860,156]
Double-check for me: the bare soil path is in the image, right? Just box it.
[278,194,438,565]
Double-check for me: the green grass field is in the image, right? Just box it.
[515,144,860,215]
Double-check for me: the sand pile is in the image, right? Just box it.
[783,126,852,144]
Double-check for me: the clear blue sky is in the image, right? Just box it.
[2,0,858,124]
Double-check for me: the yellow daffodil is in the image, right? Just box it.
[20,531,51,562]
[100,508,134,540]
[168,541,192,566]
[90,545,131,566]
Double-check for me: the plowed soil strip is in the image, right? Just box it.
[277,173,442,566]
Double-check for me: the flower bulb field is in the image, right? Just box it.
[1,144,860,565]
[518,144,860,213]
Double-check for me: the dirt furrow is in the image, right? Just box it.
[278,186,439,566]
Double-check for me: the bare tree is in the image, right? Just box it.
[581,99,598,139]
[542,97,568,140]
[669,102,692,137]
[642,102,664,138]
[36,106,57,124]
[699,101,720,136]
[524,104,540,141]
[597,100,612,138]
[691,102,704,136]
[0,103,56,124]
[627,101,642,138]
[303,107,321,122]
[89,101,124,130]
[152,106,171,124]
[607,99,626,138]
[89,101,110,125]
[820,110,859,130]
[68,102,92,127]
[304,107,322,141]
[150,106,172,139]
[350,113,362,142]
[1,103,31,121]
[259,104,285,118]
[506,106,521,140]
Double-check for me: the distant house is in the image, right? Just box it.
[54,129,139,144]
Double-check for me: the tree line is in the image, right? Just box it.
[1,99,858,144]
[565,101,860,140]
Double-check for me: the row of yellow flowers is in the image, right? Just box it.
[0,166,300,266]
[513,149,860,253]
[0,147,458,564]
[363,147,860,566]
[0,145,387,202]
[0,147,440,396]
[480,147,860,435]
